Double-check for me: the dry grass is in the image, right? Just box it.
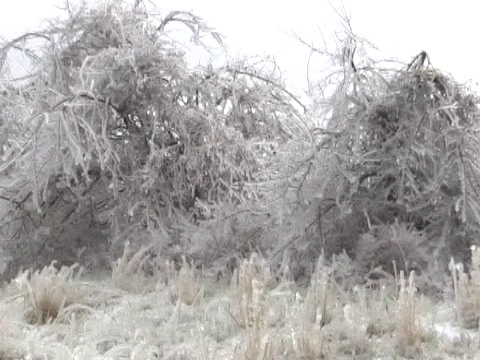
[231,253,276,359]
[174,257,204,306]
[394,271,431,358]
[290,257,333,359]
[454,246,480,329]
[0,252,472,359]
[111,241,152,293]
[14,261,92,325]
[231,253,270,330]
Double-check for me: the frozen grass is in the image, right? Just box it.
[0,250,479,359]
[454,246,480,330]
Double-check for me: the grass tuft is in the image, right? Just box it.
[111,242,152,293]
[454,245,480,329]
[15,262,88,325]
[175,257,203,306]
[395,270,430,357]
[231,253,275,359]
[290,256,334,359]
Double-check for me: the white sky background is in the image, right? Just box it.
[1,0,479,96]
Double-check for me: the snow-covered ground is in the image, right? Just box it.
[0,256,478,360]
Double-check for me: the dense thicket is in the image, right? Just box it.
[0,0,307,279]
[303,44,480,285]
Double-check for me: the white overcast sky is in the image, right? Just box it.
[1,0,479,95]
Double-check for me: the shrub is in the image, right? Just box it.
[0,0,306,279]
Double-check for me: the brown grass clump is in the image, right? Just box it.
[231,253,270,330]
[394,271,430,357]
[454,246,480,329]
[292,306,329,357]
[15,262,90,324]
[290,256,335,359]
[231,253,276,359]
[302,256,334,329]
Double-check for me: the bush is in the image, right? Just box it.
[283,19,480,282]
[0,0,306,280]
